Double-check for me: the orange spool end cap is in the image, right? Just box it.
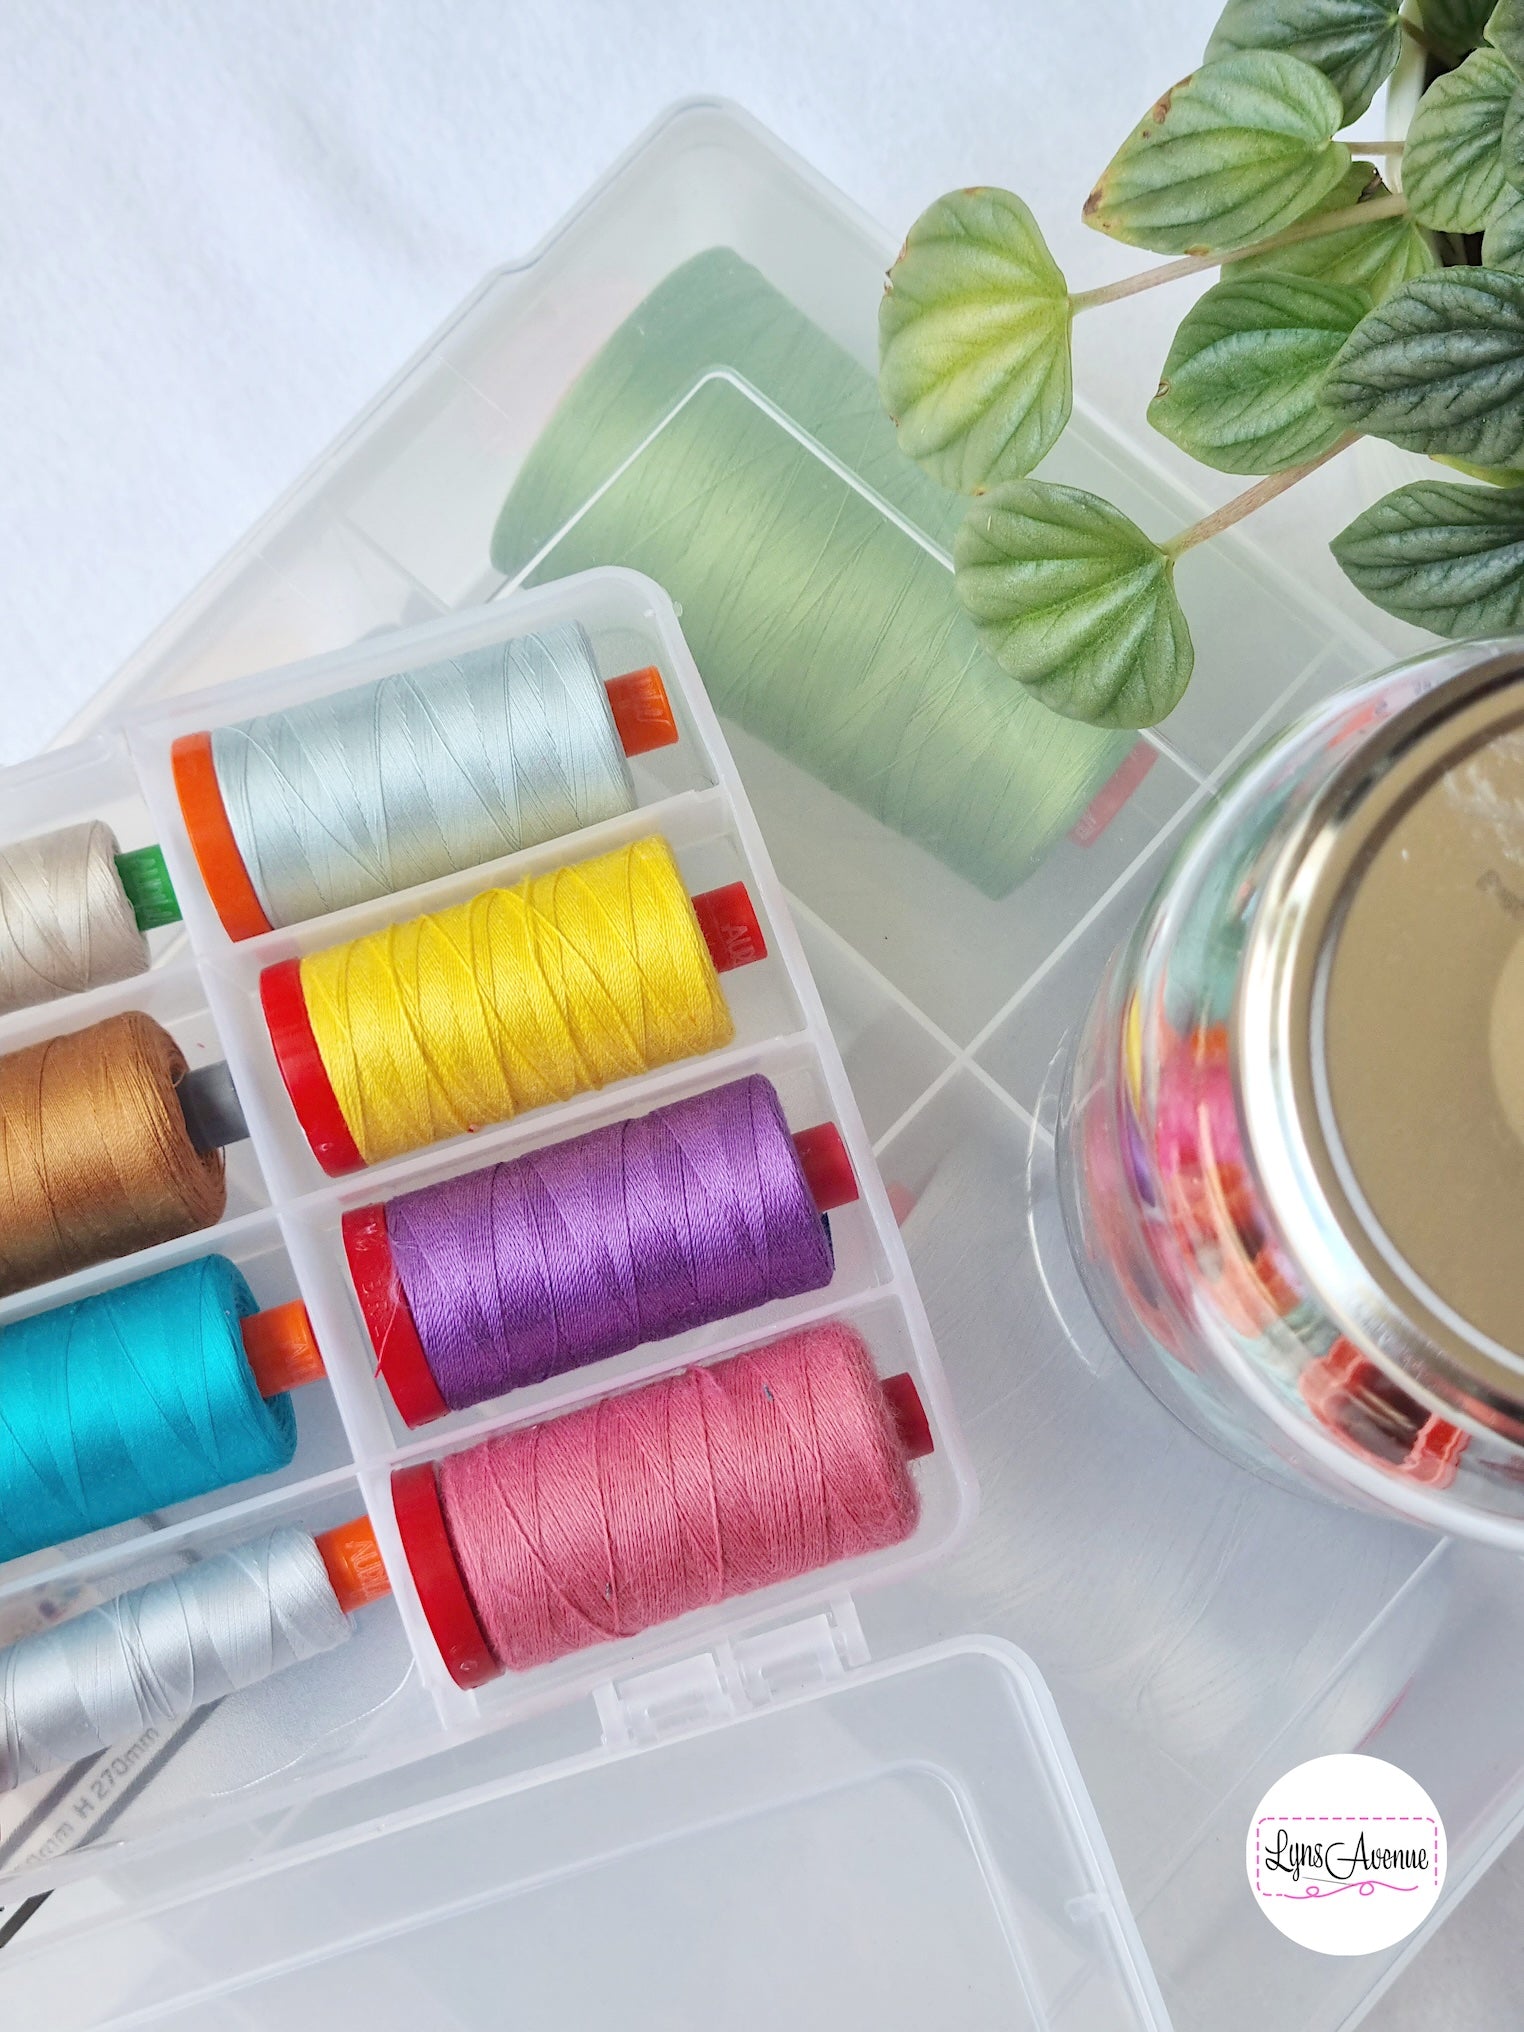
[881,1372,934,1461]
[170,731,274,942]
[241,1300,325,1397]
[392,1463,500,1689]
[690,882,766,974]
[604,666,679,757]
[791,1124,858,1212]
[315,1515,392,1615]
[342,1203,450,1428]
[260,958,366,1176]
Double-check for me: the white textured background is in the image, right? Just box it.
[0,2,1516,2023]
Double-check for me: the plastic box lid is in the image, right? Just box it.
[0,1639,1168,2031]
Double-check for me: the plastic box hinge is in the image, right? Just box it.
[595,1597,868,1750]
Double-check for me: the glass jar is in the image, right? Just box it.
[1060,638,1524,1546]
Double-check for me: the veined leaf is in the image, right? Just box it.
[1085,52,1349,255]
[879,188,1071,492]
[953,483,1193,727]
[1205,0,1402,123]
[1490,0,1524,75]
[1234,162,1435,299]
[1150,272,1368,473]
[1419,0,1500,61]
[1320,268,1524,465]
[1505,86,1524,192]
[1483,189,1524,270]
[1434,454,1524,483]
[1401,49,1516,232]
[1332,479,1524,632]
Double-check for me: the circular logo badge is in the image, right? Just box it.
[1246,1753,1446,1955]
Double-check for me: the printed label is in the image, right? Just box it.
[1246,1753,1446,1955]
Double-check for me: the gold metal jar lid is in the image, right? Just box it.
[1237,641,1524,1442]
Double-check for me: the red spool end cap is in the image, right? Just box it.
[690,882,767,974]
[604,666,679,757]
[391,1464,500,1690]
[881,1373,934,1461]
[342,1204,450,1428]
[791,1123,858,1212]
[315,1515,393,1615]
[170,731,274,942]
[259,957,365,1176]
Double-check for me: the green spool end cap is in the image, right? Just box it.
[114,844,182,932]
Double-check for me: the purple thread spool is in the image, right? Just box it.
[345,1076,852,1423]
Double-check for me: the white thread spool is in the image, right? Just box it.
[0,821,152,1014]
[0,1529,351,1791]
[208,623,639,929]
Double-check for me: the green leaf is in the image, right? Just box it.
[1204,0,1402,123]
[878,189,1071,493]
[1332,479,1524,632]
[1505,86,1524,191]
[1150,272,1368,473]
[1401,49,1516,232]
[1490,0,1524,74]
[1434,453,1524,483]
[1085,52,1349,255]
[1320,268,1524,465]
[953,483,1194,727]
[1483,188,1524,269]
[1234,162,1436,299]
[1419,0,1500,61]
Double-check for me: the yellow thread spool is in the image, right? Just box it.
[291,837,735,1166]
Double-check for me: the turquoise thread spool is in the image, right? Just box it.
[0,1255,324,1562]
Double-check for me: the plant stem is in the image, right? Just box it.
[1068,196,1409,313]
[1343,139,1404,155]
[1400,15,1441,58]
[1161,435,1360,558]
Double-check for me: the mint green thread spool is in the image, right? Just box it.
[490,251,1132,898]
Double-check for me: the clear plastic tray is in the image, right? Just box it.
[0,562,974,1845]
[3,96,1521,2032]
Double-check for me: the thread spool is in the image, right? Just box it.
[261,834,767,1175]
[0,1011,251,1298]
[489,248,1135,897]
[393,1322,933,1687]
[343,1074,860,1425]
[172,623,680,940]
[0,1254,327,1562]
[0,823,180,1015]
[0,1517,390,1791]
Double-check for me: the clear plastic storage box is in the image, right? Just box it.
[1,99,1520,2032]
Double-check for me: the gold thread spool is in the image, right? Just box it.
[0,1011,227,1296]
[299,836,735,1166]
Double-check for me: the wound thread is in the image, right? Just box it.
[434,1321,920,1673]
[294,835,734,1167]
[376,1075,835,1413]
[0,1011,227,1298]
[489,248,1131,897]
[0,1254,298,1563]
[0,1528,350,1790]
[0,822,152,1014]
[201,623,636,931]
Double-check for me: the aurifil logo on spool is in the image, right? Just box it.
[1246,1754,1446,1955]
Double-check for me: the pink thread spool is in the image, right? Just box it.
[393,1321,934,1688]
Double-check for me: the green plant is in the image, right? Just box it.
[879,0,1524,728]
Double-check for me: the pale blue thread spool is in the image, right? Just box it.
[209,622,635,928]
[490,250,1132,897]
[0,1255,297,1562]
